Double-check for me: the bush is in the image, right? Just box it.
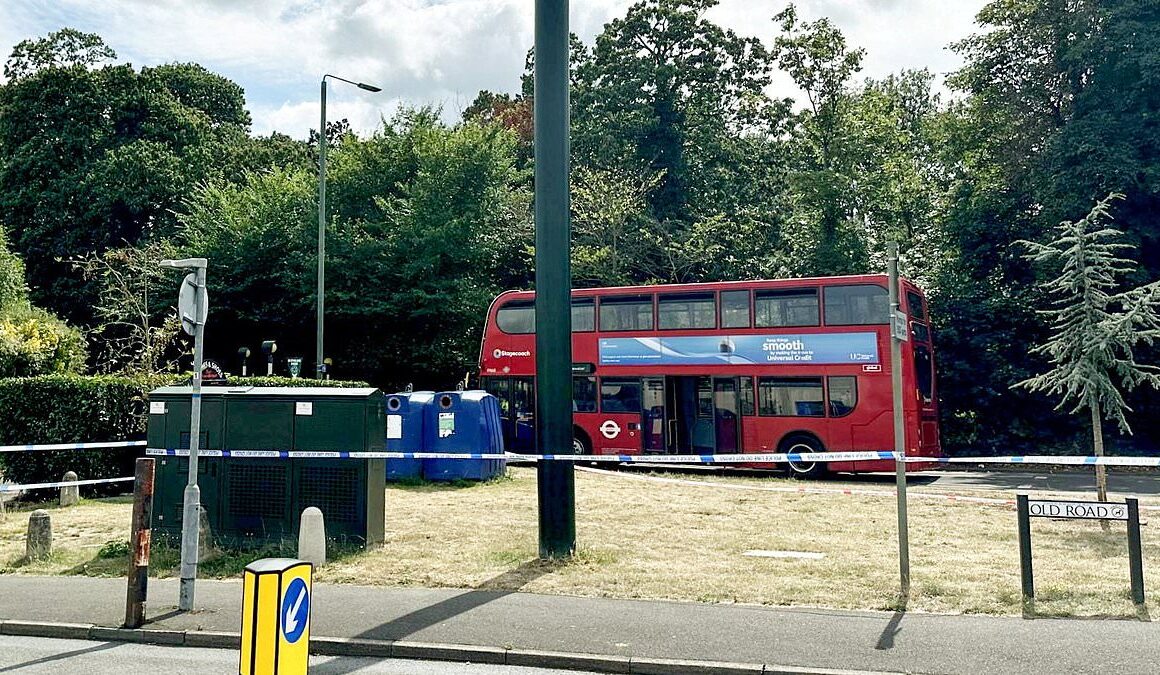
[0,307,87,377]
[204,375,369,388]
[0,374,167,487]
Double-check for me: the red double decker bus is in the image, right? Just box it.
[478,275,940,476]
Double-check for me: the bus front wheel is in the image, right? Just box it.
[573,429,592,455]
[780,435,827,480]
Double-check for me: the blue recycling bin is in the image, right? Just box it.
[422,390,506,481]
[385,391,434,481]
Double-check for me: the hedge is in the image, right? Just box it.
[0,375,167,488]
[0,374,370,488]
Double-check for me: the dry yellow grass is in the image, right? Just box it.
[2,467,1158,618]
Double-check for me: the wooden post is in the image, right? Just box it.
[125,457,155,628]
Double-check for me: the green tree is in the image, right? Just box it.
[0,30,253,321]
[1016,194,1160,501]
[178,111,531,386]
[573,0,779,225]
[72,240,182,374]
[0,230,86,377]
[935,0,1160,452]
[773,4,866,275]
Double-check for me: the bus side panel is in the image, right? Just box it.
[587,412,643,455]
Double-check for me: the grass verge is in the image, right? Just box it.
[2,466,1157,618]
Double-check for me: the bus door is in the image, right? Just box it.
[510,377,536,452]
[712,377,740,453]
[642,377,666,453]
[665,376,740,454]
[483,376,536,453]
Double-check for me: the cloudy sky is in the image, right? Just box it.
[1,0,986,139]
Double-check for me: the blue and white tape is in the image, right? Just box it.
[0,440,146,453]
[906,455,1160,468]
[145,448,898,464]
[0,476,135,493]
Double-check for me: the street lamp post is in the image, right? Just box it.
[318,74,381,379]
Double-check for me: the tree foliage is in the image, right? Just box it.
[0,30,253,321]
[1016,194,1160,433]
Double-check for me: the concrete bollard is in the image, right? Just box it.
[197,505,218,561]
[26,509,52,561]
[298,507,326,566]
[59,471,79,507]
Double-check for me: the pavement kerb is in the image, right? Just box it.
[0,619,94,640]
[0,619,902,675]
[506,647,631,673]
[627,656,764,674]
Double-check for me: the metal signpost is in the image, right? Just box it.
[887,242,911,594]
[1017,494,1145,611]
[161,258,208,611]
[533,0,577,558]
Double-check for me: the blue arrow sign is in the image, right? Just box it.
[281,577,309,643]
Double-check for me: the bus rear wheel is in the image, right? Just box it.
[780,435,827,480]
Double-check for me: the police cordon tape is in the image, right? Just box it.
[915,455,1160,467]
[0,476,135,493]
[4,441,1159,467]
[142,448,1160,467]
[0,440,147,453]
[144,448,898,463]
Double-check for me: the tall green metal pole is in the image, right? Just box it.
[316,78,328,380]
[534,0,576,558]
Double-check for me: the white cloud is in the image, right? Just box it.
[1,0,986,138]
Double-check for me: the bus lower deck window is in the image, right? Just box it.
[573,376,597,412]
[758,377,824,416]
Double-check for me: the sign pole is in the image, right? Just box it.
[1126,497,1145,605]
[1016,493,1035,612]
[533,0,576,558]
[162,258,208,611]
[888,242,910,595]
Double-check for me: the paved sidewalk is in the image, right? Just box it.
[1,575,1158,674]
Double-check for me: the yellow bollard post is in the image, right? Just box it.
[240,558,312,675]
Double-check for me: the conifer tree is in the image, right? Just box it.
[1016,194,1160,502]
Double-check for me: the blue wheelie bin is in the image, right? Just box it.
[385,391,433,481]
[422,390,506,481]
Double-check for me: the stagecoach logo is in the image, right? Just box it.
[493,348,531,358]
[600,420,621,439]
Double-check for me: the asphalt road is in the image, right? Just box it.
[0,635,591,675]
[849,469,1160,495]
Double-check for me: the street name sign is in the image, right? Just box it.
[1027,499,1128,521]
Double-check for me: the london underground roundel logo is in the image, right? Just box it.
[600,420,621,439]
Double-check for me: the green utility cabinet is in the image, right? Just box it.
[148,386,386,548]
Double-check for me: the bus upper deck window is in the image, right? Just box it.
[658,292,715,329]
[572,298,595,332]
[755,288,819,327]
[497,300,535,334]
[720,290,751,328]
[823,285,888,326]
[599,295,654,331]
[906,291,926,322]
